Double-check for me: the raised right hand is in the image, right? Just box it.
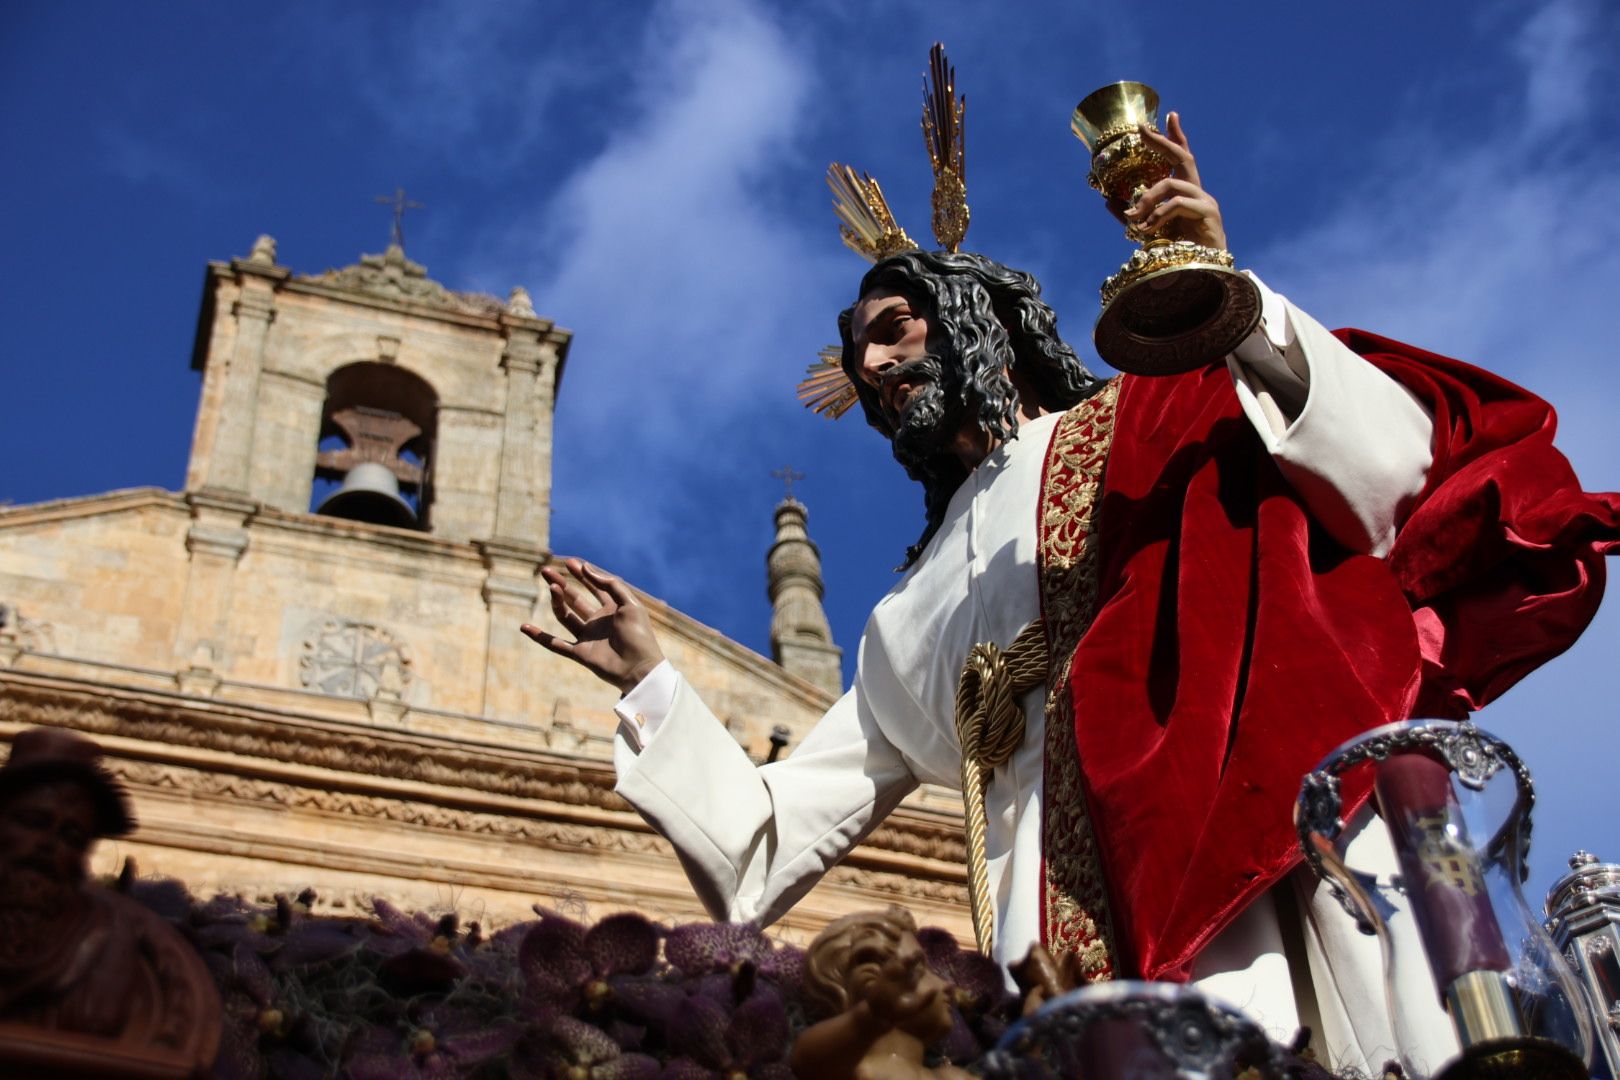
[521,558,665,694]
[1105,111,1228,251]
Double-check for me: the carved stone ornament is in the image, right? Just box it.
[297,244,507,317]
[0,602,55,655]
[981,980,1290,1079]
[0,678,966,869]
[298,618,413,701]
[1294,720,1535,929]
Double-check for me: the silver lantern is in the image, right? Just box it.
[1545,850,1620,1078]
[1295,720,1594,1079]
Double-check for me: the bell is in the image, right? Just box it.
[315,462,417,529]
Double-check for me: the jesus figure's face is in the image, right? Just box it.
[849,287,967,463]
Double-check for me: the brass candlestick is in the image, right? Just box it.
[1071,82,1262,375]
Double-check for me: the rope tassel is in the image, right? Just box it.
[954,618,1047,955]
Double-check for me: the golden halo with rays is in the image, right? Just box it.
[798,42,969,421]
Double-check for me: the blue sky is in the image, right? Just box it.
[3,1,1617,899]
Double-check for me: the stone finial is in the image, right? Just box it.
[248,234,278,266]
[508,286,537,318]
[766,494,843,698]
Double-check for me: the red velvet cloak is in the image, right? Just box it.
[1066,330,1620,982]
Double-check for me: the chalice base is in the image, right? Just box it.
[1094,255,1263,376]
[1434,1037,1589,1080]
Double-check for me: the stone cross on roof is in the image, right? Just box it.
[771,465,806,502]
[375,187,424,249]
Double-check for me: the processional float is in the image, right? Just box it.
[798,43,1613,1078]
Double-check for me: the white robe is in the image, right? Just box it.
[612,276,1456,1072]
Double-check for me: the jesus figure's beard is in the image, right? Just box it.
[883,356,966,470]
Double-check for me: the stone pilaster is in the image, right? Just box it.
[204,248,289,495]
[492,304,563,553]
[528,341,559,553]
[766,499,843,697]
[173,490,256,692]
[493,326,543,547]
[476,538,544,722]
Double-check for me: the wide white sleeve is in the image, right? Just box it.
[1226,272,1434,557]
[612,668,918,926]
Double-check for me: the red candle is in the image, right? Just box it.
[1374,752,1512,993]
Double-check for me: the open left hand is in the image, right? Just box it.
[1106,111,1228,251]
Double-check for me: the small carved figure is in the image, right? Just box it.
[0,727,219,1076]
[792,907,973,1080]
[1008,941,1089,1017]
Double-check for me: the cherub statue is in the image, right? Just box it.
[792,907,973,1080]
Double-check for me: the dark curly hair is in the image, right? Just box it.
[839,250,1106,566]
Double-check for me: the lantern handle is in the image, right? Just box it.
[1294,720,1536,931]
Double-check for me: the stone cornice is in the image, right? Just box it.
[0,671,966,875]
[0,487,188,529]
[249,503,484,564]
[0,671,619,808]
[106,758,969,894]
[228,256,291,284]
[195,260,573,354]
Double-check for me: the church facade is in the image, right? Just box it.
[0,236,970,944]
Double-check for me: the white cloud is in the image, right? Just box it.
[539,32,816,411]
[1516,0,1596,139]
[463,0,839,620]
[97,127,207,196]
[1256,0,1620,885]
[324,3,632,176]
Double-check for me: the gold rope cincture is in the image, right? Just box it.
[954,617,1048,955]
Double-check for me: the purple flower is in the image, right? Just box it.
[914,925,1016,1060]
[520,912,660,1014]
[664,921,803,987]
[664,982,792,1078]
[345,1006,523,1080]
[366,900,470,994]
[127,875,195,923]
[511,1014,661,1080]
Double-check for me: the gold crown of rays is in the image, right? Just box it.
[798,43,968,420]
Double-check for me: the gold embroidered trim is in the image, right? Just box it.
[1036,378,1121,980]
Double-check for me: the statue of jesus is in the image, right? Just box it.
[524,115,1620,1074]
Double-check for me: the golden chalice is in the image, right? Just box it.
[1072,82,1262,375]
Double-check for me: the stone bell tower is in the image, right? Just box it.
[176,234,571,710]
[185,234,568,544]
[765,476,843,698]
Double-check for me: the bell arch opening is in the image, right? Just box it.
[309,362,439,531]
